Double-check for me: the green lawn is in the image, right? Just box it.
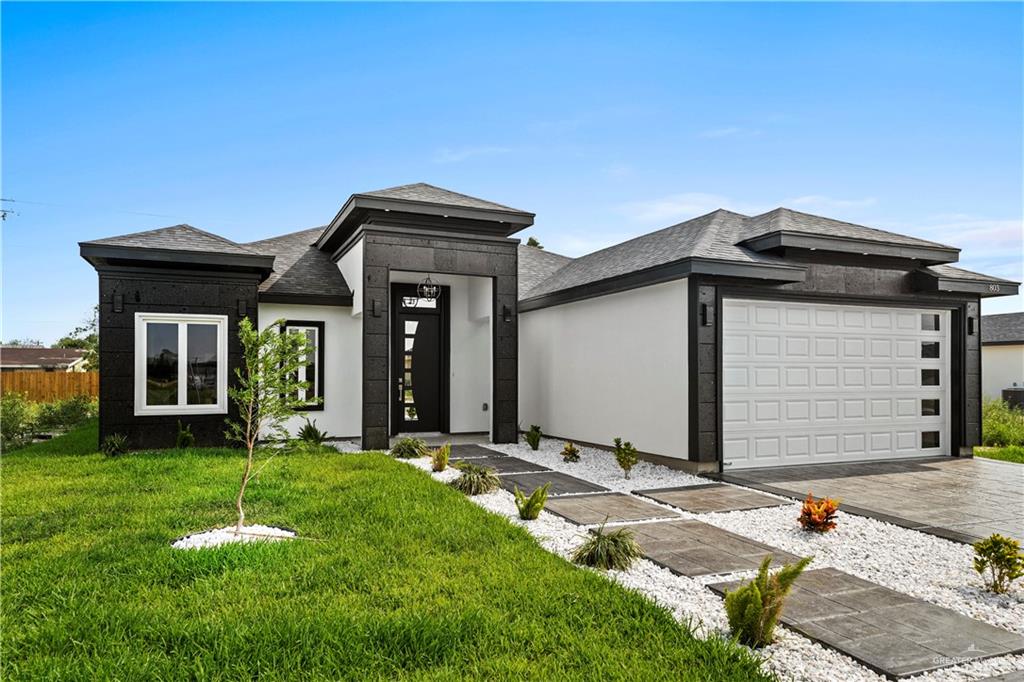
[975,445,1024,464]
[1,421,769,681]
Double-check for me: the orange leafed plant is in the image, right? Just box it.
[798,492,840,532]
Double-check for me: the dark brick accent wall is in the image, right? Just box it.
[97,268,260,449]
[689,261,982,467]
[359,231,519,450]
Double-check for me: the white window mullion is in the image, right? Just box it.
[177,323,188,407]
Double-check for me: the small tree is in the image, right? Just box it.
[613,437,638,479]
[225,317,317,534]
[526,236,543,249]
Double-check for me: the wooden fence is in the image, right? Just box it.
[1,371,99,402]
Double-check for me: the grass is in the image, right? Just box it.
[974,445,1024,464]
[1,421,769,681]
[982,399,1024,447]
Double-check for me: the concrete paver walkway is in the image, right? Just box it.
[708,567,1024,679]
[635,483,789,513]
[544,493,679,524]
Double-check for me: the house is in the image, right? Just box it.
[1,347,88,372]
[79,183,1019,472]
[981,312,1024,400]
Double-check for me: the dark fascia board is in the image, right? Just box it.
[982,340,1024,347]
[316,194,534,253]
[741,231,960,265]
[518,257,806,312]
[80,243,275,279]
[259,292,353,307]
[912,269,1020,298]
[331,223,519,262]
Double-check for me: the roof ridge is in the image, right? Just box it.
[244,226,327,247]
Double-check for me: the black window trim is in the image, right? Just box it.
[281,319,326,412]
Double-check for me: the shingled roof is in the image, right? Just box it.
[1,347,87,370]
[745,208,956,250]
[81,224,259,255]
[359,182,526,213]
[245,228,352,304]
[982,312,1024,345]
[517,245,574,299]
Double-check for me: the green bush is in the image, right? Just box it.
[35,395,97,433]
[100,433,129,457]
[973,533,1024,594]
[724,555,813,648]
[391,436,429,459]
[1,392,36,450]
[982,399,1024,447]
[431,442,451,472]
[175,420,196,449]
[294,418,330,454]
[449,461,500,495]
[571,521,642,571]
[514,483,550,520]
[613,437,639,479]
[524,425,542,451]
[561,441,580,463]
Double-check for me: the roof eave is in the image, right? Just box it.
[741,231,960,265]
[315,194,535,252]
[79,242,276,279]
[519,258,806,312]
[912,269,1020,298]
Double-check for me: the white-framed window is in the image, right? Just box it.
[134,313,228,416]
[282,320,324,410]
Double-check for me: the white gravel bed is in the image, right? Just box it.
[398,443,1024,680]
[171,525,296,549]
[486,437,709,491]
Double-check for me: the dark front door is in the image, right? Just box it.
[392,284,449,434]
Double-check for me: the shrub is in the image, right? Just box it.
[391,436,430,459]
[101,433,129,457]
[524,425,542,451]
[561,441,580,463]
[724,555,813,648]
[982,399,1024,447]
[36,395,96,433]
[449,461,500,495]
[613,437,638,479]
[973,533,1024,594]
[798,492,840,533]
[1,392,36,450]
[514,483,550,520]
[571,520,642,571]
[295,418,330,453]
[175,420,196,449]
[431,442,451,472]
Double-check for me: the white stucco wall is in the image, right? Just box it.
[338,238,364,317]
[982,344,1024,400]
[389,272,492,434]
[258,302,362,439]
[518,279,689,459]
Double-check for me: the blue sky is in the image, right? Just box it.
[3,2,1022,343]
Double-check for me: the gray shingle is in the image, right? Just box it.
[521,210,787,299]
[82,224,259,255]
[517,245,573,298]
[245,228,352,299]
[926,263,1018,284]
[359,182,526,213]
[982,312,1024,345]
[746,208,956,250]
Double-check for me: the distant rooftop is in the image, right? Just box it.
[982,312,1024,345]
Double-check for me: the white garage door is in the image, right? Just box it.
[722,299,950,470]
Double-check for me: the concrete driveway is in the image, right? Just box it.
[720,457,1024,544]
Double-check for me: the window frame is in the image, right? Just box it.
[281,320,325,411]
[134,312,228,416]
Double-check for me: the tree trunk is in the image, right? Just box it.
[235,441,255,534]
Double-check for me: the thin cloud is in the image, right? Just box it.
[786,195,878,210]
[698,126,761,139]
[432,145,513,164]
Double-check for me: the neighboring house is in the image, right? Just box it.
[79,183,1019,472]
[981,312,1024,400]
[1,347,88,372]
